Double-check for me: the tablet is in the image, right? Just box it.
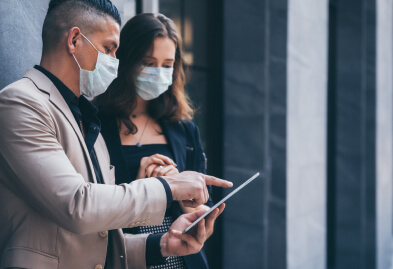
[183,172,260,233]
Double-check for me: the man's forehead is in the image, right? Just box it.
[90,17,120,45]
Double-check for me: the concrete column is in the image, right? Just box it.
[142,0,159,13]
[286,1,328,269]
[221,0,288,268]
[327,0,377,268]
[376,0,393,268]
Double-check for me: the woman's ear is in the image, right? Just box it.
[67,27,81,55]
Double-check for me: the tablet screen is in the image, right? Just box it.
[183,172,260,233]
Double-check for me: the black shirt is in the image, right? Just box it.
[34,65,104,184]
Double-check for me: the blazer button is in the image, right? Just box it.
[95,265,103,269]
[99,231,108,238]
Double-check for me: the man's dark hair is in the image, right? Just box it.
[42,0,121,52]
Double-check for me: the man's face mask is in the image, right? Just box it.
[72,33,119,100]
[135,67,173,100]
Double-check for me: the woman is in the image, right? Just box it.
[95,13,213,269]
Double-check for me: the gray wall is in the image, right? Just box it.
[0,1,48,89]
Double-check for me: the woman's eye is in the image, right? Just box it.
[105,47,112,53]
[163,65,173,68]
[143,62,153,67]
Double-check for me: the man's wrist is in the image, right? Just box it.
[160,232,170,257]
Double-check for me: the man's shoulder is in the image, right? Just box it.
[0,76,49,103]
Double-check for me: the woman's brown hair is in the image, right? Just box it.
[94,13,193,134]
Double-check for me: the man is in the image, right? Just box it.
[0,1,232,268]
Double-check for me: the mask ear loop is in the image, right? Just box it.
[80,33,99,53]
[72,54,82,70]
[72,32,99,70]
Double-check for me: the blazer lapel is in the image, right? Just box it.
[93,137,110,184]
[23,68,97,183]
[162,121,187,172]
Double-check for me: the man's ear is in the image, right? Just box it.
[67,27,82,55]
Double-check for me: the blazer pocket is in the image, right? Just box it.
[2,247,58,269]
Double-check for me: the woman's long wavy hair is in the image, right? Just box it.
[94,13,193,134]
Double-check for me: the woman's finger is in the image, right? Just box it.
[145,164,159,177]
[161,165,179,176]
[151,165,165,177]
[153,154,176,166]
[150,157,167,166]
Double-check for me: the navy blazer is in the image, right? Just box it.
[98,112,212,269]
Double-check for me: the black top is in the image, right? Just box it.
[123,144,188,269]
[34,65,104,184]
[122,144,175,182]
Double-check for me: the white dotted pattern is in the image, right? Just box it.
[138,216,187,269]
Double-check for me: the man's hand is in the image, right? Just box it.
[162,171,233,208]
[180,204,224,239]
[160,204,225,257]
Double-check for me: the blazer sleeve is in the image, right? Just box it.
[0,86,166,235]
[186,121,213,207]
[124,233,150,269]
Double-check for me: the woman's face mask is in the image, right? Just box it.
[73,33,119,100]
[135,67,173,100]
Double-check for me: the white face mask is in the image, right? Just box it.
[135,67,173,100]
[73,33,119,100]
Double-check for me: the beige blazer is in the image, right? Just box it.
[0,68,167,269]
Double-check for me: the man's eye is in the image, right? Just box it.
[105,47,112,53]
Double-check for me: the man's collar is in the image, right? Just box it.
[34,65,78,107]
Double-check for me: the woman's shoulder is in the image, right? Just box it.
[180,119,198,132]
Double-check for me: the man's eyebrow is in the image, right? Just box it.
[111,41,118,49]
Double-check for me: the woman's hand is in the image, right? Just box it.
[136,153,178,179]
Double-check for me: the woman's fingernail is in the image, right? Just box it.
[172,161,177,167]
